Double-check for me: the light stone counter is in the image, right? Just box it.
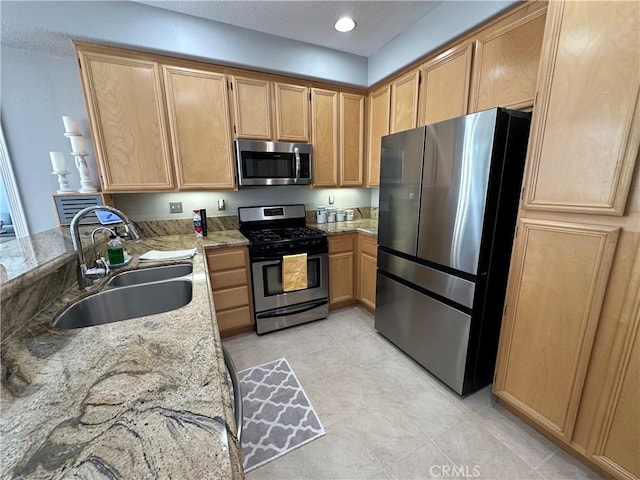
[0,231,248,479]
[311,218,378,237]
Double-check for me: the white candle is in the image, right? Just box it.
[62,115,78,133]
[69,135,85,153]
[50,152,66,172]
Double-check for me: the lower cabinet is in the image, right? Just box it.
[328,232,379,311]
[328,234,356,309]
[205,245,254,337]
[357,234,378,312]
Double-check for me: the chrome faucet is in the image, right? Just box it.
[70,206,141,290]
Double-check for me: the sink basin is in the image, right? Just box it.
[106,263,193,288]
[52,278,193,329]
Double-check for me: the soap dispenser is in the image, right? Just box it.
[107,233,125,265]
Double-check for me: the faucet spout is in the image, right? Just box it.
[70,206,140,290]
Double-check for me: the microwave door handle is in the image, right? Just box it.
[294,147,301,183]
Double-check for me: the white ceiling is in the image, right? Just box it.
[135,1,442,57]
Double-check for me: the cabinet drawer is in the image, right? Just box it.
[359,235,378,257]
[216,306,252,331]
[329,234,355,253]
[206,247,246,271]
[210,268,247,290]
[213,285,249,311]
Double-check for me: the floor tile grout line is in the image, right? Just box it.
[469,412,555,476]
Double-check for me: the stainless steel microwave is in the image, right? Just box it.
[234,140,313,187]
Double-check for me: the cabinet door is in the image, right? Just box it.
[366,85,390,187]
[469,3,546,112]
[359,253,377,312]
[340,92,365,186]
[390,70,420,134]
[163,66,235,190]
[419,43,473,126]
[523,0,640,215]
[230,76,272,140]
[329,251,355,307]
[311,88,339,187]
[274,82,309,142]
[78,51,174,191]
[205,246,254,336]
[358,234,378,312]
[494,219,619,441]
[585,248,640,479]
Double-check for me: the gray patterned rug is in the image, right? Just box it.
[239,358,325,472]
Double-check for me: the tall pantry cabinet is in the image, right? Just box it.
[493,2,640,479]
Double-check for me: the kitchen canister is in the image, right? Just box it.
[336,209,345,222]
[327,208,336,223]
[345,209,355,221]
[316,206,327,224]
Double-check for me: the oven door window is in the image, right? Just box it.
[263,257,320,296]
[242,153,295,178]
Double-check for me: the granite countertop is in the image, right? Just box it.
[0,227,79,296]
[0,231,248,479]
[311,218,378,237]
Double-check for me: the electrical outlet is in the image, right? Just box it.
[169,202,183,214]
[329,195,334,205]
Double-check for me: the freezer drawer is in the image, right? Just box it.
[377,250,475,309]
[375,272,471,394]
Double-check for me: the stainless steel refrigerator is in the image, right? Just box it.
[375,108,531,396]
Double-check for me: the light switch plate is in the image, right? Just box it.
[169,202,183,214]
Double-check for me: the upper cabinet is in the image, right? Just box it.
[311,89,365,187]
[230,77,310,142]
[340,92,365,187]
[389,70,420,134]
[163,66,235,190]
[274,82,310,142]
[77,50,174,191]
[311,88,339,187]
[229,76,272,140]
[366,85,391,187]
[419,43,473,126]
[469,2,546,112]
[523,0,640,216]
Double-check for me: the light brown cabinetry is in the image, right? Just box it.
[274,82,309,142]
[77,50,174,191]
[469,2,546,112]
[523,0,639,216]
[230,77,310,142]
[340,93,365,186]
[495,220,619,440]
[163,66,235,190]
[230,76,272,140]
[366,85,391,187]
[328,234,356,309]
[311,88,339,187]
[312,89,365,187]
[390,70,420,134]
[418,43,473,126]
[205,246,254,337]
[494,2,640,478]
[357,234,378,312]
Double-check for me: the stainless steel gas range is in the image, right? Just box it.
[238,204,329,334]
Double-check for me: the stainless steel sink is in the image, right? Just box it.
[52,278,193,329]
[106,263,193,288]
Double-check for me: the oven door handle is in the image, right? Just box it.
[256,299,328,319]
[252,253,326,264]
[294,147,301,183]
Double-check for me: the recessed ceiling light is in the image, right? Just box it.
[335,17,356,33]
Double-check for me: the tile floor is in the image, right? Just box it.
[223,306,602,480]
